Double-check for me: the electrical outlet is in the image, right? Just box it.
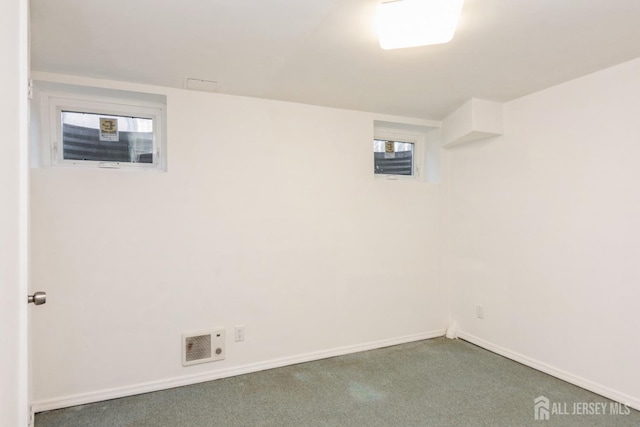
[476,305,484,319]
[235,326,245,342]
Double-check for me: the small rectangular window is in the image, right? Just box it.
[373,126,423,179]
[374,139,414,176]
[61,111,154,164]
[373,120,441,183]
[41,91,166,171]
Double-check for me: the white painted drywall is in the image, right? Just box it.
[445,57,640,407]
[441,99,503,147]
[0,0,29,425]
[29,75,447,405]
[30,57,640,414]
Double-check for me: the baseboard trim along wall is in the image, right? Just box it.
[32,329,446,413]
[457,331,640,412]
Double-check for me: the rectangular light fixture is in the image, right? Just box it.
[377,0,464,50]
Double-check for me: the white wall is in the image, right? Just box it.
[30,75,446,408]
[0,0,29,425]
[31,53,640,415]
[445,57,640,408]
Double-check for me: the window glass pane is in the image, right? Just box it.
[61,111,154,163]
[373,139,414,175]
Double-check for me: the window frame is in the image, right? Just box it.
[42,92,166,171]
[373,127,425,180]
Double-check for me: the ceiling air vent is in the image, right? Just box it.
[182,329,225,366]
[185,78,219,93]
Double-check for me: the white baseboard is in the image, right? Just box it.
[32,329,446,413]
[457,331,640,412]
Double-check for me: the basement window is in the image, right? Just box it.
[61,111,154,165]
[373,126,424,179]
[374,139,414,176]
[39,90,166,171]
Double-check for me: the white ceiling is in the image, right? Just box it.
[30,0,640,120]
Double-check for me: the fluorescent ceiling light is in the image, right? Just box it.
[377,0,464,49]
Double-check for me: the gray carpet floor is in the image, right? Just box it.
[35,337,640,426]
